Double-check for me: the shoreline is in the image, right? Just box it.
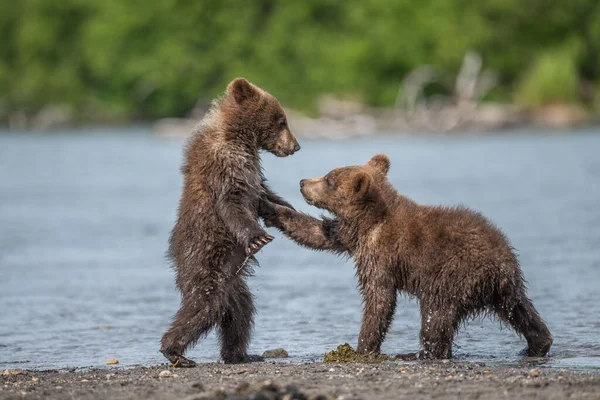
[2,361,600,400]
[3,102,599,139]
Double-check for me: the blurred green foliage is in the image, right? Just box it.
[1,0,600,120]
[515,47,580,109]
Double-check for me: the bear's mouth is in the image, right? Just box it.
[270,146,297,158]
[300,189,315,206]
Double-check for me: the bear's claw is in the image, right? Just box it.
[246,234,274,255]
[161,350,197,368]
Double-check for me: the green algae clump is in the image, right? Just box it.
[323,343,392,363]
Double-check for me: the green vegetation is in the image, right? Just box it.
[1,0,600,122]
[515,48,580,109]
[323,343,392,363]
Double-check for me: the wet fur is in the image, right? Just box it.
[161,78,299,366]
[260,154,552,359]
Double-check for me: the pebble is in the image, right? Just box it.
[31,377,39,383]
[262,348,289,358]
[529,368,540,378]
[2,369,23,376]
[159,370,173,378]
[106,358,119,365]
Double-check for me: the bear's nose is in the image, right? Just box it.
[300,179,306,188]
[294,143,301,152]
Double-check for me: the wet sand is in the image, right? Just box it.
[2,362,599,400]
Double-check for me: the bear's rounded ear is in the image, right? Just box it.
[353,172,372,197]
[366,154,390,175]
[227,77,259,104]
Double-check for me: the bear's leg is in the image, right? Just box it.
[218,277,262,363]
[160,285,223,368]
[356,279,397,355]
[496,297,553,357]
[418,303,459,359]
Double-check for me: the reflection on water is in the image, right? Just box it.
[1,128,599,370]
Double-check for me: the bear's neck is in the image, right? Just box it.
[337,191,416,251]
[222,128,259,157]
[337,203,389,251]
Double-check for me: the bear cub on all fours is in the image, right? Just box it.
[260,154,552,359]
[160,78,300,367]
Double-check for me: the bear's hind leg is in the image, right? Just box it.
[419,303,459,359]
[218,278,262,363]
[160,286,223,367]
[496,297,552,357]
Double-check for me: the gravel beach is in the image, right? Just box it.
[2,361,600,400]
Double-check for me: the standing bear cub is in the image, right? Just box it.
[260,155,552,359]
[161,78,300,367]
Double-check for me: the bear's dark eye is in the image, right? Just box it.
[325,176,335,188]
[278,118,287,128]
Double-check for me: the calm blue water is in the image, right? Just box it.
[1,128,599,370]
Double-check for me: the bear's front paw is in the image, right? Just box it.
[246,234,274,256]
[258,199,277,221]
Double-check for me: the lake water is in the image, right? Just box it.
[1,128,599,371]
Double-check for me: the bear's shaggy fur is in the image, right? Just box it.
[260,154,552,359]
[160,78,300,367]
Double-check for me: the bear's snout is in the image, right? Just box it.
[300,179,306,188]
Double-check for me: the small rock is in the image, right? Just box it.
[31,377,39,383]
[106,358,119,365]
[159,370,173,378]
[2,369,23,376]
[192,381,205,391]
[529,368,540,378]
[262,348,289,359]
[445,375,453,381]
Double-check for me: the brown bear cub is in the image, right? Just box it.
[260,154,552,359]
[161,78,300,367]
